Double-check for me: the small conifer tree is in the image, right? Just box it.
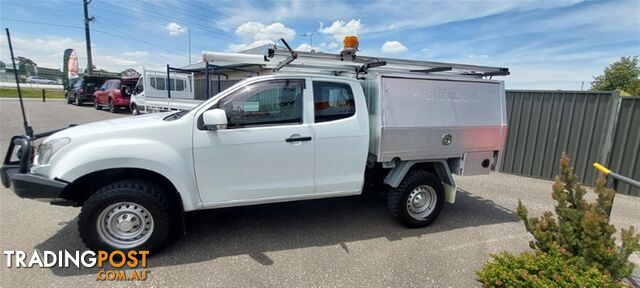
[517,153,639,279]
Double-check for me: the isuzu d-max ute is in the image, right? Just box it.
[1,44,508,252]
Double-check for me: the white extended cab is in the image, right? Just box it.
[1,50,508,252]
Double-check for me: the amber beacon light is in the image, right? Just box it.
[340,35,359,60]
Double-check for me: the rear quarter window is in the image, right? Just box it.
[313,81,356,122]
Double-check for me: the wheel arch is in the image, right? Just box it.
[61,168,184,211]
[383,160,457,203]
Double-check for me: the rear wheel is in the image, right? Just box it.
[66,94,72,104]
[387,170,445,228]
[74,95,81,106]
[78,180,178,252]
[109,99,116,113]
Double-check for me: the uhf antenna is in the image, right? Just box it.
[5,28,33,138]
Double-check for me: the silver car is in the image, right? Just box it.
[26,76,56,84]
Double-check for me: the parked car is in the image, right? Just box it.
[26,76,55,85]
[93,77,139,113]
[65,76,116,106]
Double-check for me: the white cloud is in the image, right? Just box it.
[228,40,274,53]
[228,22,296,52]
[235,22,295,41]
[123,51,149,57]
[295,42,344,53]
[295,43,321,52]
[0,35,86,69]
[0,35,187,73]
[165,22,185,36]
[381,41,408,54]
[214,1,353,31]
[319,19,362,41]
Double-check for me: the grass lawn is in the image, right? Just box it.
[0,88,65,99]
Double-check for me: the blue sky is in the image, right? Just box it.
[0,0,638,89]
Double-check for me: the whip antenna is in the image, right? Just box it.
[5,28,33,138]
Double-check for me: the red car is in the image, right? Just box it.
[93,77,139,113]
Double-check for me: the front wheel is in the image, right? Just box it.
[78,180,178,252]
[387,170,445,228]
[131,103,140,115]
[74,95,81,106]
[94,100,101,110]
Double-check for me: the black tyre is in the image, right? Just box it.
[387,170,445,228]
[94,100,101,110]
[131,104,140,115]
[78,180,178,252]
[66,94,72,104]
[109,99,116,113]
[74,95,81,106]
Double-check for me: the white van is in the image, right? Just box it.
[130,69,196,114]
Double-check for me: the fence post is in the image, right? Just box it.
[600,91,621,167]
[42,89,45,102]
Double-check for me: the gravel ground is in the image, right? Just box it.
[0,99,638,287]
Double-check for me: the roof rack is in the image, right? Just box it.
[263,39,509,78]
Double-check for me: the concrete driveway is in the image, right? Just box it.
[1,99,638,287]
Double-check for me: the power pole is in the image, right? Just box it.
[188,26,191,64]
[83,0,94,76]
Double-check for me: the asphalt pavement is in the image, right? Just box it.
[0,99,638,287]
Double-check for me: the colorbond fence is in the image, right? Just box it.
[501,90,639,196]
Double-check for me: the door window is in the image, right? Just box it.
[217,79,304,128]
[313,81,355,122]
[133,78,144,94]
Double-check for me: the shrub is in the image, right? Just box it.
[516,153,639,279]
[477,249,625,288]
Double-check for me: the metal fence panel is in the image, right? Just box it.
[501,91,617,188]
[606,97,640,196]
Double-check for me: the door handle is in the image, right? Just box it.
[285,136,312,142]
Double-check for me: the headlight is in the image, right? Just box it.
[37,137,71,165]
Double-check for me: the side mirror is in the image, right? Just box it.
[202,109,228,130]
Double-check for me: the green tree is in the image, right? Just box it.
[591,56,640,95]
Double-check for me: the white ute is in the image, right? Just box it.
[1,38,508,252]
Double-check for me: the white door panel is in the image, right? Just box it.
[193,124,314,203]
[193,78,314,204]
[312,80,369,195]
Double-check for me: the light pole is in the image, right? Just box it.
[301,32,319,49]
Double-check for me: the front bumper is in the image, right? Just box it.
[1,165,67,200]
[2,133,74,205]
